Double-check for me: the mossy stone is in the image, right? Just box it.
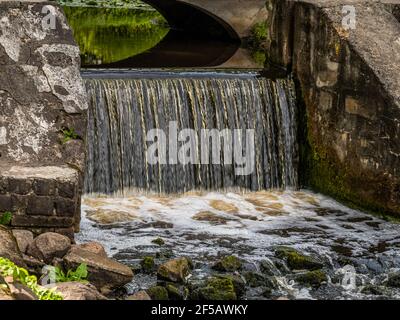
[361,284,385,295]
[194,277,237,300]
[295,270,327,288]
[212,256,242,272]
[140,256,155,273]
[275,247,323,271]
[165,283,189,300]
[157,257,191,283]
[152,237,165,246]
[146,286,168,300]
[215,274,246,297]
[387,272,400,288]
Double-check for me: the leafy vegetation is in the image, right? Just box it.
[0,212,12,226]
[61,127,80,144]
[46,264,89,283]
[0,257,64,300]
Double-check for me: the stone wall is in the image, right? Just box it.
[267,0,400,217]
[0,1,87,239]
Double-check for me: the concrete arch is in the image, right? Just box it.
[142,0,268,41]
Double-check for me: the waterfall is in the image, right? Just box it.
[84,74,298,194]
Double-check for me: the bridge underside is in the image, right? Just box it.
[142,0,241,42]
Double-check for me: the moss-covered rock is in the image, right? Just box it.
[157,257,191,283]
[295,270,327,288]
[387,272,400,288]
[275,247,323,271]
[214,274,246,297]
[192,277,237,300]
[165,283,189,300]
[140,256,155,273]
[152,238,165,246]
[212,256,242,272]
[243,271,277,289]
[360,284,386,296]
[146,286,168,300]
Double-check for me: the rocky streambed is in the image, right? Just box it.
[77,190,400,300]
[2,190,400,300]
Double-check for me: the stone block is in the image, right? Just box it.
[26,196,54,216]
[11,215,73,228]
[33,179,56,196]
[55,198,76,217]
[0,194,12,212]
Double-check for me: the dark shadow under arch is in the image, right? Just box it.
[142,0,240,42]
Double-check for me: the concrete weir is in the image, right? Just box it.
[0,1,87,239]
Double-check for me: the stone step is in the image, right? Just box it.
[0,164,81,239]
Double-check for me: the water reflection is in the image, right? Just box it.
[63,6,169,66]
[64,6,261,68]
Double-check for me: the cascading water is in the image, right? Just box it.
[84,73,298,195]
[79,71,400,300]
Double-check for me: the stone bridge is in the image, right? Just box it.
[142,0,268,40]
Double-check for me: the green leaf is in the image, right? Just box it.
[0,212,12,226]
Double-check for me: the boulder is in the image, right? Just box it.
[141,256,155,273]
[126,290,151,300]
[55,282,107,300]
[295,270,327,288]
[212,256,242,272]
[63,246,133,293]
[146,286,168,300]
[27,232,71,264]
[275,247,323,271]
[387,272,400,288]
[192,277,237,300]
[4,276,38,300]
[157,258,191,283]
[78,242,107,257]
[0,225,25,267]
[12,230,34,254]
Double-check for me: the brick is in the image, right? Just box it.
[0,194,12,211]
[11,194,29,213]
[55,198,76,217]
[57,181,76,199]
[26,196,54,216]
[33,179,56,196]
[7,178,32,195]
[11,215,74,228]
[0,177,8,194]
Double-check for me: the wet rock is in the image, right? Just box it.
[151,237,165,246]
[12,230,34,254]
[209,200,238,213]
[192,277,237,300]
[387,272,400,288]
[146,286,168,300]
[165,283,189,300]
[156,249,174,259]
[192,211,233,225]
[27,232,71,264]
[360,284,386,296]
[55,282,107,300]
[157,258,191,283]
[260,259,281,276]
[0,226,25,267]
[212,256,242,272]
[63,246,134,293]
[295,270,328,288]
[274,247,323,271]
[141,256,155,273]
[215,274,246,297]
[78,242,107,257]
[243,271,277,289]
[86,209,137,224]
[126,290,151,300]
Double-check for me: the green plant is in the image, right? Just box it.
[61,127,80,144]
[0,212,12,226]
[48,264,89,283]
[0,257,63,300]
